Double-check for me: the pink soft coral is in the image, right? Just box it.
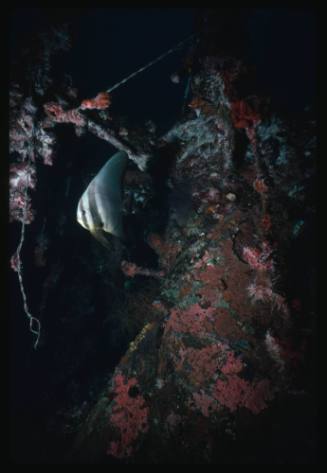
[107,373,149,459]
[242,242,274,272]
[214,373,272,415]
[44,102,86,127]
[9,162,36,224]
[165,303,216,336]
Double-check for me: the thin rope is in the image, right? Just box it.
[106,34,194,93]
[14,127,41,350]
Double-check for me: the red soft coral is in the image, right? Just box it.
[231,100,261,130]
[80,91,111,110]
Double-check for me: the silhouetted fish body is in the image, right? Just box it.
[77,151,128,247]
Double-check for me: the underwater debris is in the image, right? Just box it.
[170,73,180,84]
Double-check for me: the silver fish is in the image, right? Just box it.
[77,150,128,247]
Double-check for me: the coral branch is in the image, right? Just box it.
[121,260,164,279]
[43,100,150,170]
[87,121,149,171]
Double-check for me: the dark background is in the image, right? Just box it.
[9,8,316,125]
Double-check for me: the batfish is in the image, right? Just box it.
[76,150,129,248]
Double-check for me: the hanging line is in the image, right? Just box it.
[106,34,194,94]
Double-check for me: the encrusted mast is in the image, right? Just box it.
[70,10,315,464]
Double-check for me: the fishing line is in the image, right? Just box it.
[106,34,194,94]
